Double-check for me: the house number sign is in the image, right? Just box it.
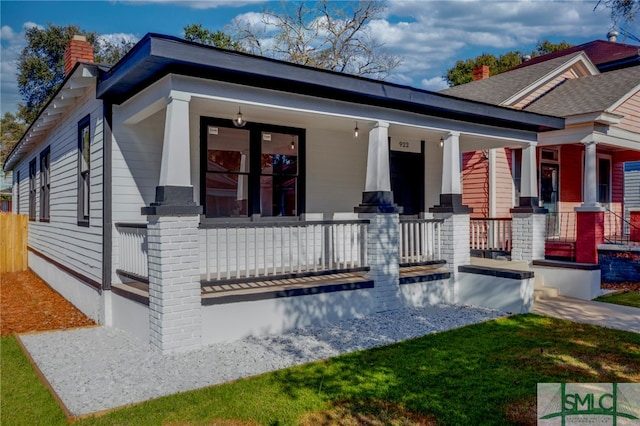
[390,138,421,154]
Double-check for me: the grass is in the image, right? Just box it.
[2,314,639,425]
[594,291,640,309]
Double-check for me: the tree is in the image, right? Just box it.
[231,0,401,79]
[444,40,573,87]
[16,24,134,125]
[184,24,244,51]
[1,112,26,166]
[596,0,639,26]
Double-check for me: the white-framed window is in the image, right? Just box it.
[39,147,50,221]
[77,115,90,226]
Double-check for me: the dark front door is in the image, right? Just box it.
[390,141,424,216]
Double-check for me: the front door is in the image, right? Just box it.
[540,163,559,236]
[390,139,424,215]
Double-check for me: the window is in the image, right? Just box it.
[78,115,90,226]
[39,147,50,221]
[201,118,304,218]
[512,149,522,206]
[260,132,299,216]
[598,156,611,204]
[29,159,36,221]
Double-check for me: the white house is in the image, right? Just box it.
[3,34,564,353]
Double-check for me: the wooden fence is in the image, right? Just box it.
[0,213,28,273]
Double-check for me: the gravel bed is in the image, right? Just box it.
[19,304,506,417]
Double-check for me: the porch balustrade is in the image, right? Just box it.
[399,218,443,264]
[544,212,576,242]
[200,220,370,282]
[115,223,149,281]
[469,218,512,253]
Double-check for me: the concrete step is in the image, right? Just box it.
[534,285,560,300]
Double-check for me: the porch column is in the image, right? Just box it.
[354,121,401,311]
[575,140,604,263]
[142,91,203,354]
[430,132,471,277]
[511,142,546,262]
[354,121,401,213]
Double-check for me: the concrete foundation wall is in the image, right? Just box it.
[109,292,150,344]
[201,288,375,344]
[457,272,534,313]
[28,251,104,322]
[532,265,601,300]
[399,279,453,307]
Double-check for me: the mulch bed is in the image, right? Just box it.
[601,281,640,292]
[0,271,95,336]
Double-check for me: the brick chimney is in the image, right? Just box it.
[472,65,490,81]
[64,35,94,76]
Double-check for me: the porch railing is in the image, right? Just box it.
[469,218,512,253]
[115,223,148,281]
[545,212,576,242]
[604,208,640,245]
[200,220,369,282]
[399,218,443,264]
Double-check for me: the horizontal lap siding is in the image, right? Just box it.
[614,91,640,134]
[306,128,367,214]
[16,90,104,285]
[494,148,514,217]
[110,108,163,223]
[462,151,488,218]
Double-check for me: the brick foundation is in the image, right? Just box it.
[511,213,545,262]
[364,213,400,312]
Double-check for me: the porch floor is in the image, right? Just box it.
[112,264,449,306]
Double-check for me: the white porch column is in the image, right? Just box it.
[520,142,538,203]
[581,140,599,209]
[365,121,391,192]
[355,121,400,213]
[441,131,461,195]
[142,90,203,354]
[511,142,546,262]
[430,132,471,280]
[430,131,470,214]
[159,91,191,187]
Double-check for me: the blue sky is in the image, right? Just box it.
[1,0,636,117]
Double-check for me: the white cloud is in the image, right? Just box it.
[420,76,448,92]
[98,32,139,47]
[23,21,44,31]
[1,26,15,41]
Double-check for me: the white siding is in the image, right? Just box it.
[14,89,104,286]
[306,128,367,213]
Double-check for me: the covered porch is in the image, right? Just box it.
[99,34,562,352]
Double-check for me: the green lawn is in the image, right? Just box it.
[2,314,639,425]
[595,291,640,309]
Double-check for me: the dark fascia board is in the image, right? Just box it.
[97,33,564,133]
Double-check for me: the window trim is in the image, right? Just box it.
[199,116,305,220]
[28,159,37,221]
[77,115,91,227]
[15,170,20,214]
[39,146,51,222]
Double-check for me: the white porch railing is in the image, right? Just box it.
[470,218,512,252]
[200,220,369,282]
[115,223,149,280]
[399,218,443,264]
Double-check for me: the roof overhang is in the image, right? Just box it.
[97,33,564,135]
[3,63,99,171]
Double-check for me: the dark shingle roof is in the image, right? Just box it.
[511,40,640,71]
[523,65,640,116]
[440,53,585,105]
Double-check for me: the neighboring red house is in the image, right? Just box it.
[441,37,640,263]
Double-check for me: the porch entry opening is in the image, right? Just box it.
[390,138,424,216]
[541,163,559,236]
[200,117,305,218]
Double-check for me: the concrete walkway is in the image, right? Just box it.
[533,295,640,333]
